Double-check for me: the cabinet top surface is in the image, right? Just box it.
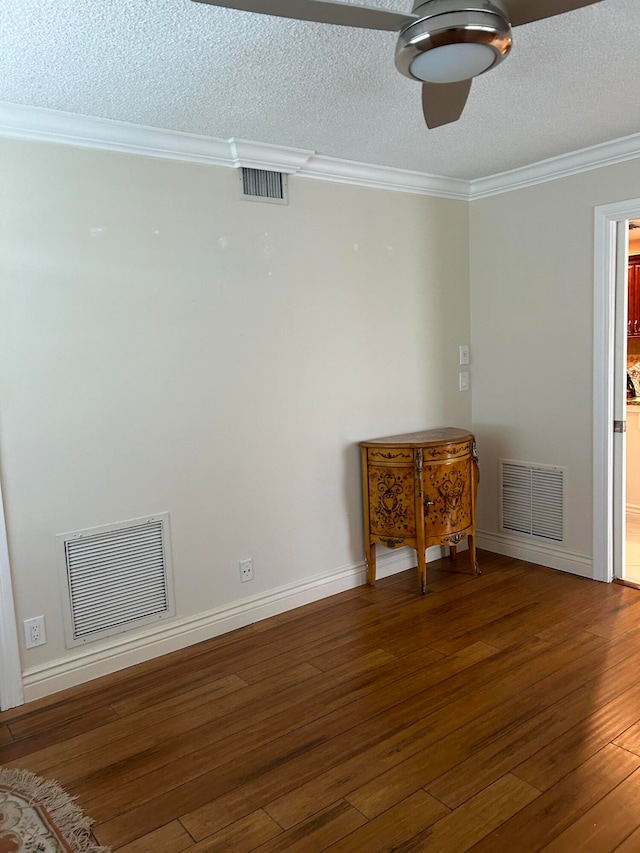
[360,427,474,447]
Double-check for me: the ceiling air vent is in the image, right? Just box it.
[500,460,565,543]
[57,513,175,648]
[240,168,288,204]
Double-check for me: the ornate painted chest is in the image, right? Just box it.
[359,427,479,594]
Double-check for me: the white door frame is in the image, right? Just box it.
[594,197,640,584]
[0,473,23,709]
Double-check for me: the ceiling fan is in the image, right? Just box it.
[192,0,604,128]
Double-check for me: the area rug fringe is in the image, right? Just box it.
[0,767,110,853]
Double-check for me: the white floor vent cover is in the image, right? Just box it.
[57,513,175,647]
[500,460,565,543]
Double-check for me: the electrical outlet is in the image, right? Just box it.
[239,558,254,583]
[24,616,47,649]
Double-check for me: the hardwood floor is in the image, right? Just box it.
[3,550,640,851]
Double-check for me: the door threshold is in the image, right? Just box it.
[614,577,640,590]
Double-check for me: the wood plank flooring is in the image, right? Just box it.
[4,550,640,851]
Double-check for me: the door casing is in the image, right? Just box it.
[0,474,23,709]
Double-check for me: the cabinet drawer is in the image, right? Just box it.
[367,447,414,463]
[423,440,471,462]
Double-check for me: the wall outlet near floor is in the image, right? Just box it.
[24,616,47,649]
[239,558,254,583]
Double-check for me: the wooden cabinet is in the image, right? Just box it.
[629,255,640,337]
[360,428,479,594]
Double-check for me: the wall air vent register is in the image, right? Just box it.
[500,460,565,543]
[240,168,288,204]
[57,513,175,648]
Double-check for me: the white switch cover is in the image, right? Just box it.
[459,345,470,365]
[459,371,469,392]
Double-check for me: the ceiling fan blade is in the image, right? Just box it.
[191,0,416,32]
[421,80,471,129]
[506,0,604,27]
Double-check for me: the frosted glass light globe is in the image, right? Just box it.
[409,42,497,84]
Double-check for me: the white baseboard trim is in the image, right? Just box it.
[476,530,594,580]
[21,544,437,702]
[374,544,445,580]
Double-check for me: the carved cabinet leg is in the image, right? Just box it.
[468,533,480,576]
[417,548,427,595]
[449,544,458,563]
[367,543,377,586]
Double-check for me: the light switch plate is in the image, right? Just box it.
[459,345,470,365]
[459,371,469,392]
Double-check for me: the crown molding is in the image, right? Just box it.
[469,131,640,200]
[0,103,469,200]
[300,154,468,199]
[229,138,314,173]
[3,102,640,201]
[0,102,235,167]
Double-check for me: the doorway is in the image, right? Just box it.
[624,223,640,584]
[594,198,640,585]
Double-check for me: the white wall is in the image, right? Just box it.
[470,159,640,570]
[0,138,470,696]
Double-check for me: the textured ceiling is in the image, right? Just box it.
[2,0,639,180]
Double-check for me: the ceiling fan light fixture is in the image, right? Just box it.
[396,4,512,84]
[409,41,496,83]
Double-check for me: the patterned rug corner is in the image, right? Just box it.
[0,767,110,853]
